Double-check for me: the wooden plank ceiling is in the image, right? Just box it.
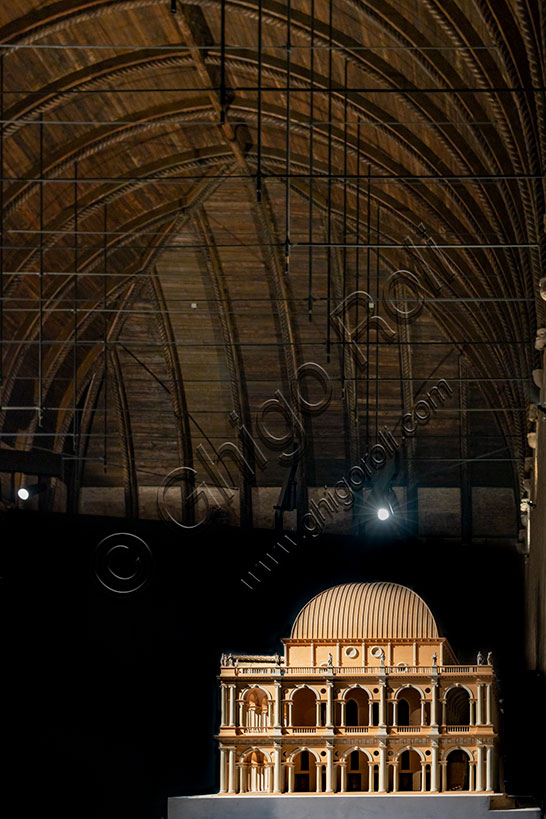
[0,0,543,535]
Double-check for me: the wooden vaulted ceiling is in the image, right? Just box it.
[0,0,543,529]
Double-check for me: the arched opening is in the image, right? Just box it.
[346,699,358,725]
[293,749,316,792]
[240,750,269,793]
[292,687,317,727]
[346,750,369,792]
[345,688,369,726]
[397,687,421,726]
[398,750,421,792]
[398,700,409,724]
[242,687,269,729]
[446,749,470,791]
[446,688,470,726]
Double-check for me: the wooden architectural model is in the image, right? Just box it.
[217,582,499,795]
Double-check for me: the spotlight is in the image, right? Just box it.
[377,506,390,521]
[17,482,46,501]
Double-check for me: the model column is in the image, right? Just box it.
[339,761,347,793]
[315,699,322,727]
[476,745,484,791]
[220,684,228,728]
[430,670,439,727]
[430,741,439,792]
[469,699,475,726]
[326,681,334,730]
[273,742,283,793]
[485,746,494,792]
[228,685,236,727]
[469,761,475,791]
[440,760,447,792]
[378,742,387,793]
[273,680,282,730]
[219,746,227,794]
[379,680,387,728]
[486,684,493,725]
[431,684,439,726]
[325,741,334,793]
[392,761,399,793]
[287,762,295,793]
[420,698,426,727]
[237,761,247,793]
[286,698,293,728]
[420,761,427,792]
[228,747,236,793]
[476,684,483,725]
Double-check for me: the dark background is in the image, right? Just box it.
[4,509,542,818]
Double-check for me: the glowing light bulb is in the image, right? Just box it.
[18,487,30,501]
[377,507,390,521]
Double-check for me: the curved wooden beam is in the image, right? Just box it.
[109,344,139,518]
[147,265,196,526]
[192,206,254,526]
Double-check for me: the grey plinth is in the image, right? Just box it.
[168,794,541,819]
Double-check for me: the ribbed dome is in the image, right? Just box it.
[291,583,439,640]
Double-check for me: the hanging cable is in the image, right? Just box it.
[355,118,361,427]
[256,0,262,201]
[73,161,78,453]
[103,202,108,472]
[326,0,333,362]
[307,0,314,321]
[341,58,348,398]
[365,165,371,450]
[38,113,43,426]
[0,54,3,386]
[284,0,291,276]
[220,0,226,125]
[375,205,380,441]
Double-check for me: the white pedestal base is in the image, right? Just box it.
[168,793,541,819]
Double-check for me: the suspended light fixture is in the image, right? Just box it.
[369,485,398,524]
[17,482,46,501]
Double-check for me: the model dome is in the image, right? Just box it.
[290,582,439,640]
